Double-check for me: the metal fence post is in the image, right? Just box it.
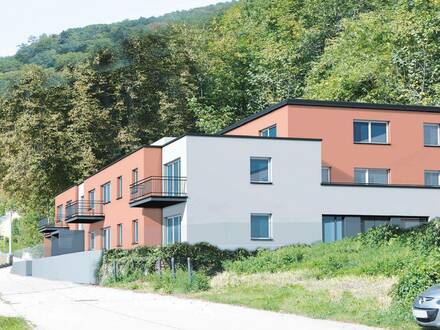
[112,260,117,280]
[187,257,192,286]
[171,257,176,279]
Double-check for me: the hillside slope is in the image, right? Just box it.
[0,1,233,72]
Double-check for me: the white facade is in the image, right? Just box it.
[161,135,440,249]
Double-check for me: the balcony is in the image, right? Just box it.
[129,176,188,208]
[38,218,67,237]
[65,200,104,224]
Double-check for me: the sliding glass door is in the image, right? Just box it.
[165,159,181,196]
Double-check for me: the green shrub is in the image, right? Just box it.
[392,252,440,314]
[356,224,401,247]
[148,269,210,293]
[224,245,307,274]
[98,242,255,284]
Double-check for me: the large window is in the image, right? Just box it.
[101,182,111,204]
[90,231,95,250]
[132,220,139,244]
[165,159,181,196]
[425,170,440,186]
[251,214,271,240]
[117,176,123,199]
[323,216,427,243]
[250,157,271,183]
[354,120,388,144]
[321,166,331,183]
[102,227,111,250]
[56,204,63,222]
[424,124,440,146]
[323,216,344,243]
[259,125,277,137]
[354,168,389,185]
[88,189,95,209]
[117,224,123,246]
[165,215,181,245]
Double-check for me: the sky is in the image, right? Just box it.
[0,0,223,57]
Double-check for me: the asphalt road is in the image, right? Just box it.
[0,267,381,330]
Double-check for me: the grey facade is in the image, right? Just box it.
[50,229,84,256]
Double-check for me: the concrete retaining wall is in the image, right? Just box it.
[12,250,102,284]
[11,260,32,276]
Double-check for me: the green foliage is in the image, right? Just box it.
[98,242,254,284]
[224,245,306,273]
[0,316,30,330]
[392,252,440,319]
[148,269,210,293]
[355,224,401,246]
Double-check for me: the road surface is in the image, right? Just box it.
[0,267,381,330]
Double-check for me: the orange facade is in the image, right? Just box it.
[52,146,163,252]
[224,102,440,185]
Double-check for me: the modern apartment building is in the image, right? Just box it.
[40,99,440,256]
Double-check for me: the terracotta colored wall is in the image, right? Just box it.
[43,237,51,257]
[82,147,163,251]
[54,186,78,229]
[226,104,440,185]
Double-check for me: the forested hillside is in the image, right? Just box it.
[1,0,439,247]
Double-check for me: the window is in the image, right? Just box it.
[132,220,139,244]
[88,189,95,209]
[65,200,73,219]
[425,171,440,186]
[323,216,427,243]
[164,159,181,196]
[132,168,138,184]
[354,121,388,144]
[117,224,123,246]
[165,215,181,245]
[132,168,139,194]
[102,227,111,250]
[323,216,344,243]
[321,166,331,183]
[260,125,277,137]
[250,157,271,183]
[90,231,95,250]
[354,168,389,184]
[56,204,63,222]
[251,214,271,240]
[424,124,440,146]
[117,176,123,199]
[101,182,111,204]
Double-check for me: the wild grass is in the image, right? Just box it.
[0,316,30,330]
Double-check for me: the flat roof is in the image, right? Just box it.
[218,98,440,134]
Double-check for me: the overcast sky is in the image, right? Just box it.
[0,0,223,57]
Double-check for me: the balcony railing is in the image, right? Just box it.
[65,200,104,223]
[129,176,187,208]
[38,218,53,229]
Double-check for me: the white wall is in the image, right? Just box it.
[322,185,440,218]
[163,136,323,249]
[162,135,440,250]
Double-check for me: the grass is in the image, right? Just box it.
[191,271,417,329]
[0,316,30,330]
[103,223,440,329]
[193,283,417,330]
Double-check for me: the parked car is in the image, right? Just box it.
[413,285,440,328]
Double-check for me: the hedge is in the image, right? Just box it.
[97,242,255,284]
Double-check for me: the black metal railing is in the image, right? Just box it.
[65,200,104,220]
[38,217,54,228]
[130,176,187,201]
